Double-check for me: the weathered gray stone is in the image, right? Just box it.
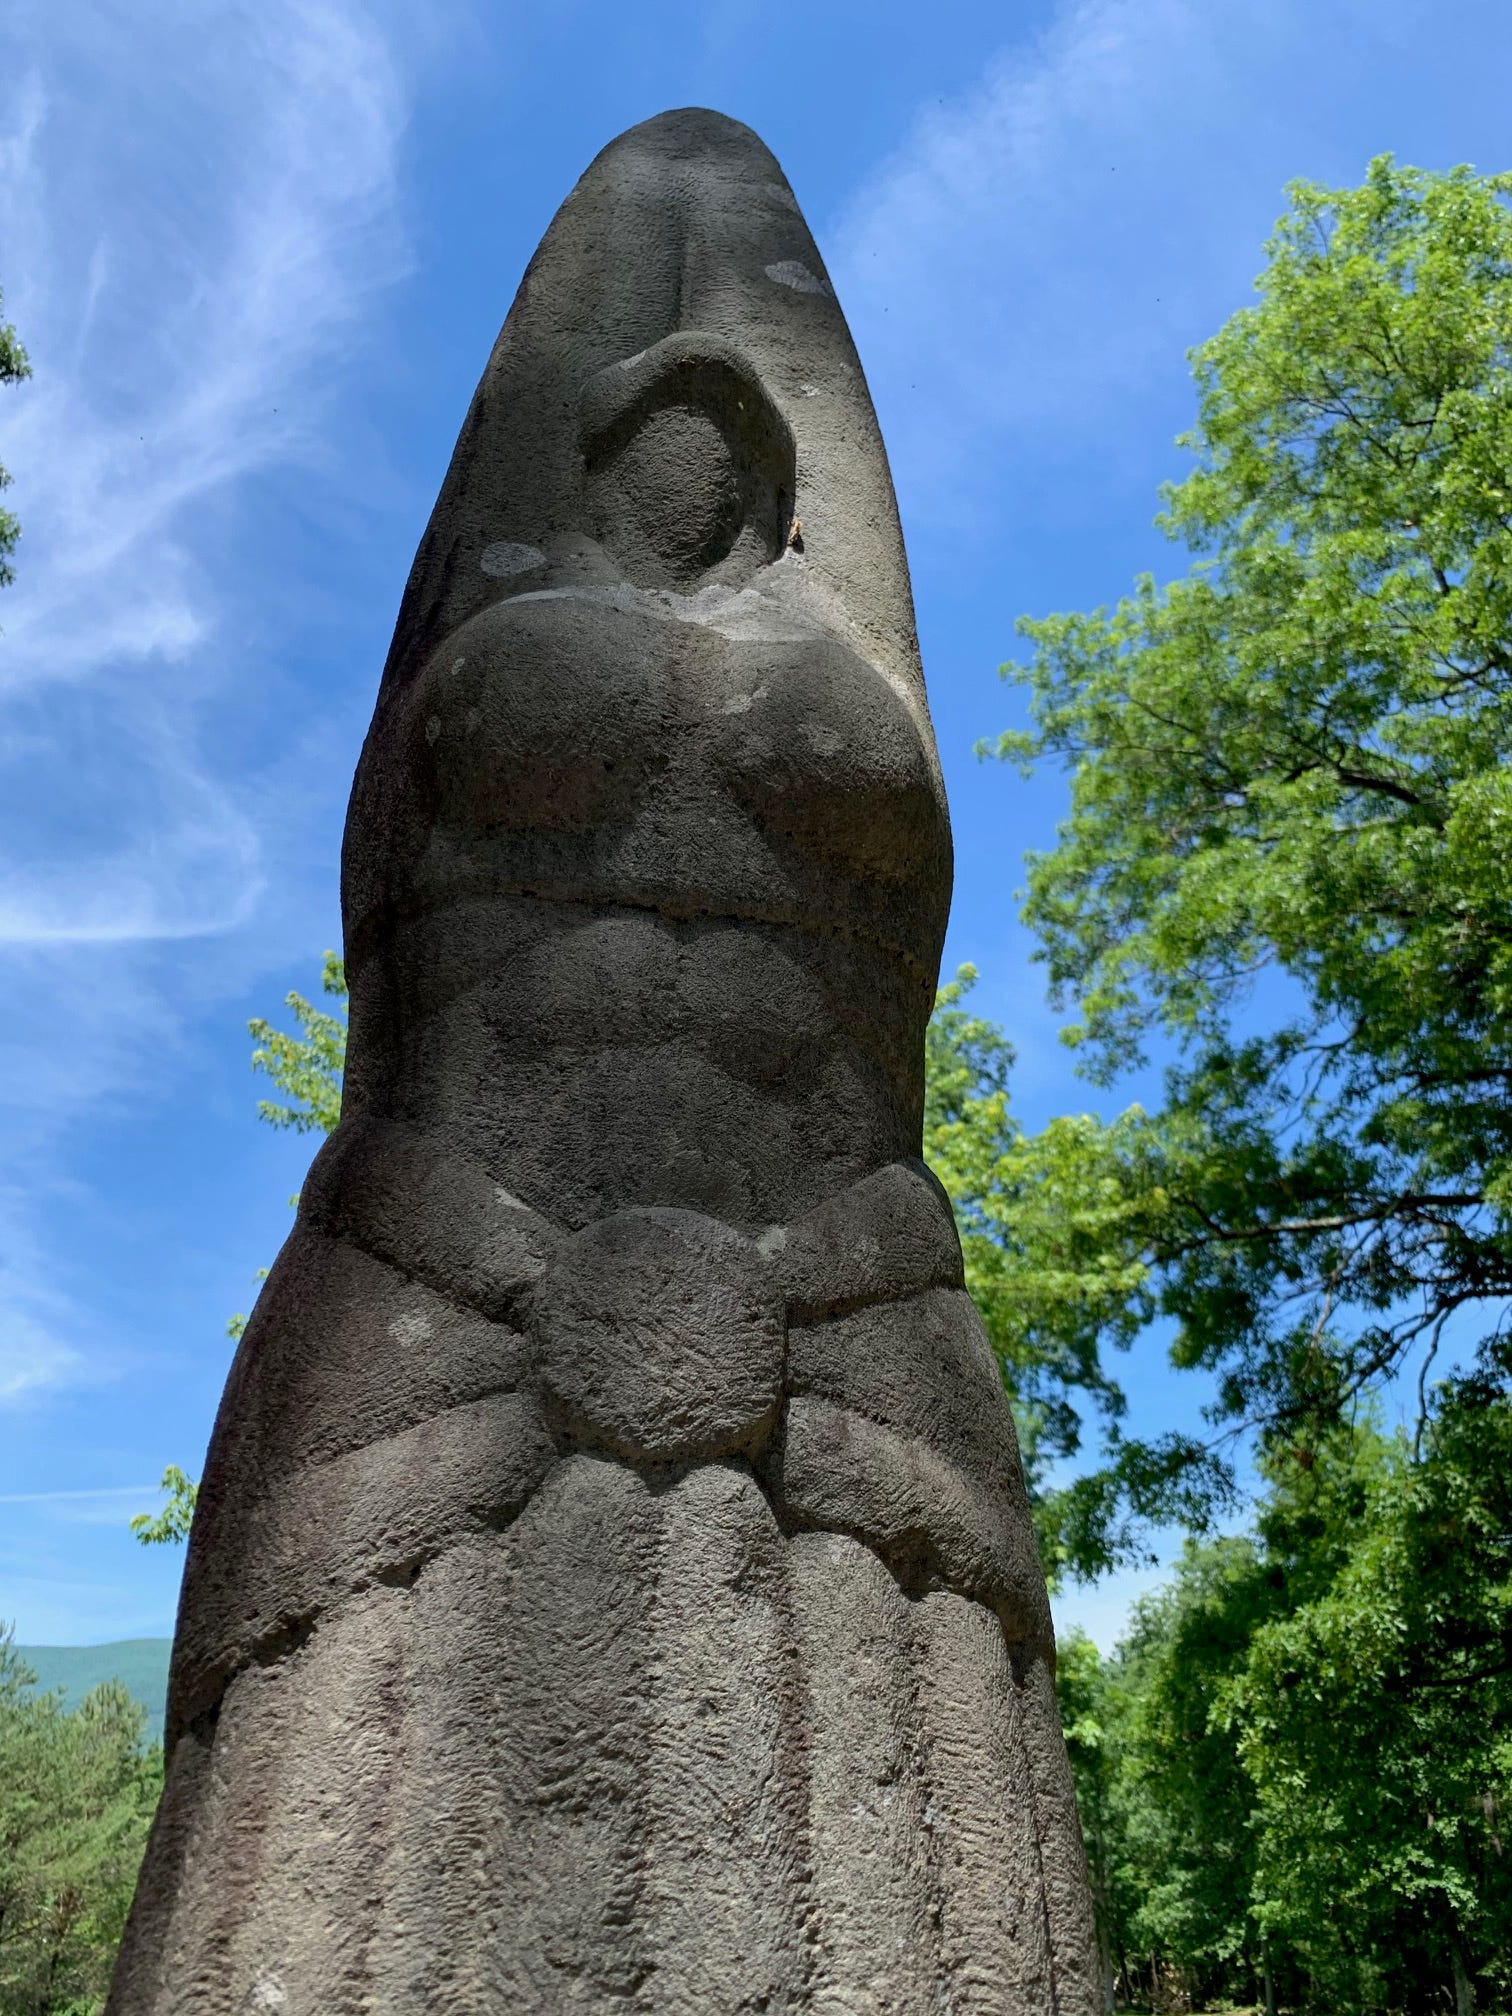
[300,1113,557,1320]
[789,1530,941,2005]
[536,1207,783,1462]
[639,1462,809,2011]
[110,106,1097,2015]
[770,1153,964,1319]
[913,1593,1059,2011]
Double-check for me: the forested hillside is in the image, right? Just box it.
[14,1644,169,1748]
[0,1639,159,2015]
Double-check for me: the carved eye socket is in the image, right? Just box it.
[580,333,796,590]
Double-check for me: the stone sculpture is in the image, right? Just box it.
[109,109,1099,2015]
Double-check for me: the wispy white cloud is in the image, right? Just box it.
[0,0,413,1425]
[0,1315,86,1406]
[0,1487,155,1504]
[0,0,409,946]
[825,0,1448,538]
[0,1172,113,1410]
[0,1486,161,1533]
[827,0,1230,526]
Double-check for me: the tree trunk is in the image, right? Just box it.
[1450,1929,1475,2016]
[1097,1925,1115,2013]
[1261,1937,1277,2016]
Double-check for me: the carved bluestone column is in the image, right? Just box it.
[109,109,1100,2015]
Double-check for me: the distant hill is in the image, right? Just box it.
[15,1638,172,1747]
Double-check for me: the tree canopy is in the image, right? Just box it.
[1063,1393,1511,2014]
[132,958,349,1547]
[245,951,347,1140]
[924,968,1233,1574]
[986,157,1512,1551]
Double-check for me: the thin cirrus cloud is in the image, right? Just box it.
[0,0,413,1413]
[0,1314,86,1408]
[0,1183,90,1407]
[824,0,1489,543]
[824,0,1261,530]
[0,0,410,949]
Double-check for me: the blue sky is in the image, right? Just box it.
[1,0,1509,1650]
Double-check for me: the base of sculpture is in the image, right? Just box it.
[110,1165,1096,2014]
[114,1473,1089,2014]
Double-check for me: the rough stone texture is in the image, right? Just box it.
[109,107,1099,2014]
[536,1207,784,1462]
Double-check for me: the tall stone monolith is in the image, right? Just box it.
[109,109,1100,2015]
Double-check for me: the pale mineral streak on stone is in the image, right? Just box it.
[479,539,546,577]
[299,1114,556,1322]
[507,578,827,643]
[765,259,833,296]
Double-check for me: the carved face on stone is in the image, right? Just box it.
[375,108,935,741]
[581,333,796,590]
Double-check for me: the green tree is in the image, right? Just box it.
[246,950,347,1139]
[924,969,1144,1496]
[1224,1390,1512,2014]
[1054,1396,1512,2014]
[993,157,1512,1539]
[126,1466,198,1550]
[1053,1627,1138,2009]
[1,287,30,591]
[1117,1537,1275,2008]
[0,1634,160,2016]
[925,969,1232,1577]
[132,957,347,1546]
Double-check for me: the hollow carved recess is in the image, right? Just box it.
[580,332,796,589]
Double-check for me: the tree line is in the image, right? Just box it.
[1060,1401,1509,2013]
[4,155,1511,2012]
[0,1640,158,2016]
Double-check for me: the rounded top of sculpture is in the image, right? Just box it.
[587,105,776,159]
[378,106,931,741]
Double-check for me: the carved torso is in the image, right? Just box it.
[342,580,950,1225]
